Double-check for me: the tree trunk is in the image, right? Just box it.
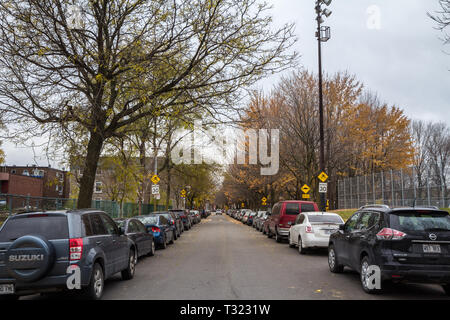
[77,131,104,209]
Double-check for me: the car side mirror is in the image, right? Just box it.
[339,224,345,231]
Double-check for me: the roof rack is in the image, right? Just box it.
[358,204,390,210]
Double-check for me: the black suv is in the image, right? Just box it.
[328,205,450,295]
[0,210,137,300]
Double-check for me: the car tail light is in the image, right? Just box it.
[376,228,406,240]
[305,226,313,233]
[69,238,83,261]
[152,227,161,233]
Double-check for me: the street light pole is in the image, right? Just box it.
[315,0,332,211]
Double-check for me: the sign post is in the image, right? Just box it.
[318,172,328,211]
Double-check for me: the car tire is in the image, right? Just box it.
[298,236,307,254]
[169,232,175,244]
[121,249,137,281]
[82,263,104,300]
[160,236,167,249]
[147,241,156,257]
[173,230,178,241]
[275,229,282,243]
[328,245,344,273]
[442,284,450,296]
[288,234,295,248]
[360,256,383,294]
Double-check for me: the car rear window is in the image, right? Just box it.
[0,215,69,241]
[285,203,300,215]
[301,203,317,212]
[137,216,159,225]
[308,215,343,224]
[390,211,450,232]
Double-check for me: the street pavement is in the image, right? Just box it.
[27,214,450,300]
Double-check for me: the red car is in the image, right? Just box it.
[266,200,319,242]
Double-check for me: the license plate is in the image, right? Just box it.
[423,244,441,254]
[0,284,14,295]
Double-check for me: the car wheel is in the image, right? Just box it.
[122,249,137,280]
[82,263,104,300]
[298,236,307,254]
[169,231,175,244]
[147,241,155,257]
[275,229,282,243]
[442,284,450,296]
[360,256,383,294]
[160,236,167,249]
[173,231,178,241]
[288,234,295,248]
[328,245,344,273]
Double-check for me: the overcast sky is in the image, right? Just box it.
[2,0,450,169]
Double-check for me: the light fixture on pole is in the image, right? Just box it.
[315,0,332,211]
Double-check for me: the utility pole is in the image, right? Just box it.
[315,0,332,211]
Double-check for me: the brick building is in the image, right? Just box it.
[0,165,70,199]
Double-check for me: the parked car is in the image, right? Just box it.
[167,211,183,237]
[157,212,180,241]
[0,210,136,300]
[135,214,175,249]
[247,211,257,226]
[170,209,191,230]
[115,218,155,258]
[189,210,201,224]
[328,205,450,295]
[266,201,319,242]
[288,212,344,254]
[242,211,251,224]
[216,209,222,215]
[254,211,268,230]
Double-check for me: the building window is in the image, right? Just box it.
[94,181,103,194]
[11,169,16,174]
[22,170,29,176]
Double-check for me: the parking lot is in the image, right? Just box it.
[22,214,449,300]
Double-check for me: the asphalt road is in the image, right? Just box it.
[27,214,450,300]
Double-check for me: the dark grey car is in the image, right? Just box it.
[0,210,136,300]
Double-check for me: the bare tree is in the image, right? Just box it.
[429,0,450,44]
[0,0,297,208]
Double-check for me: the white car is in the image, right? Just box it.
[288,212,344,254]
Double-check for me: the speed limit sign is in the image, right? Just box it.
[319,183,327,193]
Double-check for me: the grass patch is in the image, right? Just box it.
[332,209,356,221]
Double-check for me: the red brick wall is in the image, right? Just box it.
[7,174,43,196]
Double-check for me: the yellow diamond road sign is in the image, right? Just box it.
[301,184,310,194]
[151,175,160,184]
[318,172,328,182]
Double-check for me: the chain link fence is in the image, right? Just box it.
[337,168,449,209]
[0,193,172,220]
